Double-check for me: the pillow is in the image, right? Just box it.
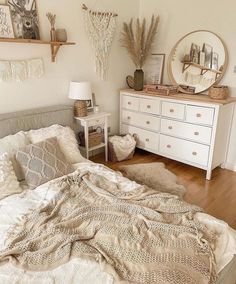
[0,153,23,200]
[16,137,73,189]
[28,125,85,164]
[0,131,30,181]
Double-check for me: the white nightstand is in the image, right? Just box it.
[74,112,111,161]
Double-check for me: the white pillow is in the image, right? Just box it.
[28,125,85,164]
[0,131,30,181]
[0,153,23,200]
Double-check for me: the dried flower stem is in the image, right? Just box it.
[46,12,56,29]
[121,15,159,68]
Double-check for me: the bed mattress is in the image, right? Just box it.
[0,162,235,283]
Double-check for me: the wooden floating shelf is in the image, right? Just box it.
[0,38,76,62]
[182,61,222,80]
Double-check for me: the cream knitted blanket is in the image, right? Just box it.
[0,171,217,284]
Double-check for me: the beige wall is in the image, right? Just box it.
[140,0,236,170]
[0,0,139,134]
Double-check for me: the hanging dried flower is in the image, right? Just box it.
[121,15,159,69]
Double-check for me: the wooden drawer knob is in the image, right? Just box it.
[168,126,173,130]
[192,151,197,156]
[147,105,151,109]
[169,109,175,113]
[146,121,150,125]
[196,113,202,118]
[128,102,132,105]
[146,138,150,142]
[167,144,171,149]
[127,116,131,120]
[194,131,199,136]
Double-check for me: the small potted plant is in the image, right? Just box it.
[121,16,159,91]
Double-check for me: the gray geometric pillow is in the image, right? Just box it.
[16,137,73,189]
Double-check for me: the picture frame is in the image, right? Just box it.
[8,0,40,40]
[212,52,219,70]
[144,53,165,85]
[86,99,94,110]
[203,43,213,69]
[0,4,15,38]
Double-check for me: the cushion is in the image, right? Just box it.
[119,162,186,198]
[16,137,73,189]
[28,125,84,164]
[0,153,23,200]
[0,131,30,181]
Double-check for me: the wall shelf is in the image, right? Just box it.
[0,38,76,62]
[182,61,222,80]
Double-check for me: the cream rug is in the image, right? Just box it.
[119,162,186,198]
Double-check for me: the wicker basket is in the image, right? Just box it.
[78,128,103,148]
[208,86,229,100]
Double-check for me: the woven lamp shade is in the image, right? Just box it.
[69,81,92,117]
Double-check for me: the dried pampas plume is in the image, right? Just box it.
[121,15,159,69]
[46,12,56,29]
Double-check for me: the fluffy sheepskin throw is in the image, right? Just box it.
[119,162,186,198]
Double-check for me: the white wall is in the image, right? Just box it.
[140,0,236,170]
[0,0,139,134]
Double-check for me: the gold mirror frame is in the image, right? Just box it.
[167,30,228,94]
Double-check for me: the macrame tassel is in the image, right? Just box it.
[83,5,117,80]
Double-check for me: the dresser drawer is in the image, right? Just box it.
[140,98,160,115]
[160,135,210,167]
[122,110,160,132]
[122,95,139,111]
[161,119,212,145]
[161,101,185,120]
[121,124,159,153]
[186,105,215,126]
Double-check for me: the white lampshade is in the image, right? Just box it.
[69,81,92,101]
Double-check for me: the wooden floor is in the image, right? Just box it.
[91,149,236,229]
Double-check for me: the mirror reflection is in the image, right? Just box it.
[168,30,227,94]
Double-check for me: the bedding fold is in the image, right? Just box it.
[0,170,218,284]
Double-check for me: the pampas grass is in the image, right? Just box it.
[121,15,159,69]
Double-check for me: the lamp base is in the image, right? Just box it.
[74,100,87,117]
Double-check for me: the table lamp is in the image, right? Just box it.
[69,81,92,117]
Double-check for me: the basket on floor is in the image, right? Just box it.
[108,134,137,162]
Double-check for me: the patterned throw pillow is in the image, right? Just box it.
[16,137,73,189]
[0,153,23,200]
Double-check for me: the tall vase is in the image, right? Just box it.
[50,28,56,41]
[134,69,144,91]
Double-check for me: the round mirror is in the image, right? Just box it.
[168,30,228,94]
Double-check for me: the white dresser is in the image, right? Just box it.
[120,90,235,180]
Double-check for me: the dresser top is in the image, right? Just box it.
[120,89,236,105]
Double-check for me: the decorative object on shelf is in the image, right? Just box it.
[126,75,134,89]
[168,30,228,94]
[202,43,213,68]
[82,3,117,80]
[56,29,67,42]
[179,84,196,94]
[69,81,93,117]
[108,134,136,162]
[144,53,165,85]
[0,57,44,82]
[208,85,229,100]
[121,15,159,91]
[46,12,56,41]
[144,84,179,96]
[93,105,100,113]
[8,0,40,40]
[0,4,15,38]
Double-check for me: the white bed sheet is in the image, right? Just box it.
[0,162,235,283]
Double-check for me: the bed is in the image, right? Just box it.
[0,106,235,284]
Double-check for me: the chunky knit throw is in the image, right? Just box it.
[0,171,217,284]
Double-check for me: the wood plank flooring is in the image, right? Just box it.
[91,149,236,229]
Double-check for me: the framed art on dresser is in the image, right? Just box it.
[144,53,165,85]
[0,4,14,38]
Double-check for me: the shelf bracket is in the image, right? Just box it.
[182,63,191,73]
[51,44,61,62]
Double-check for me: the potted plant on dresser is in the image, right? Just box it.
[121,15,159,91]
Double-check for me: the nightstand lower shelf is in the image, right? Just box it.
[80,143,106,152]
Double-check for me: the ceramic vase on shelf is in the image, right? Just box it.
[50,28,56,41]
[134,69,144,91]
[56,29,67,42]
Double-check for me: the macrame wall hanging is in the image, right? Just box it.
[82,3,117,80]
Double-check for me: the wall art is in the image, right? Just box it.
[0,4,14,38]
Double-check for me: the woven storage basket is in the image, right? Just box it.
[78,127,103,148]
[108,134,137,162]
[208,86,229,100]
